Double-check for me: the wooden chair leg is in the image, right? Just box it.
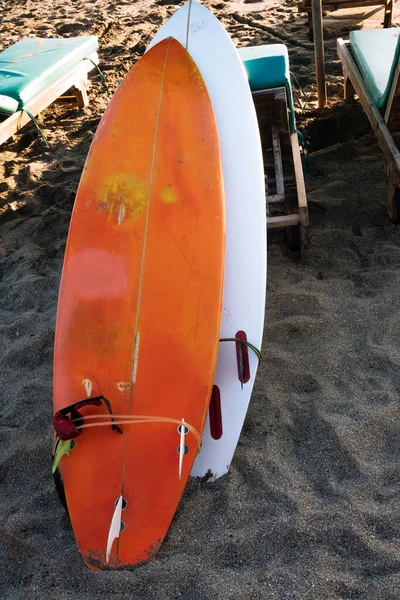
[286,223,305,252]
[388,168,400,224]
[308,12,314,42]
[74,81,89,108]
[384,0,393,28]
[343,71,356,103]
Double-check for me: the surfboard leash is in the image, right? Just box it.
[219,337,262,362]
[52,397,202,474]
[21,109,49,147]
[53,395,123,441]
[85,58,110,97]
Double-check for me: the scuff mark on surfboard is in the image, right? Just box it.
[117,382,131,393]
[162,186,178,204]
[99,174,148,223]
[189,19,209,36]
[67,249,129,299]
[118,202,126,224]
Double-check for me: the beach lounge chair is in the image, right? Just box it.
[239,44,308,250]
[298,0,393,40]
[337,28,400,223]
[0,36,99,146]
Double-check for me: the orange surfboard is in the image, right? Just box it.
[52,38,225,570]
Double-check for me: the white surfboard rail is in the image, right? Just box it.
[149,1,267,481]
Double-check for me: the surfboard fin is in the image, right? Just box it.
[106,495,123,563]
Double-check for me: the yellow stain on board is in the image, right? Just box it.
[99,174,148,223]
[162,186,178,204]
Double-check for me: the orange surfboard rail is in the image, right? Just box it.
[53,38,225,569]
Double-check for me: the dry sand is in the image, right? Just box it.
[1,0,400,598]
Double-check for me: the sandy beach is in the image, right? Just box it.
[1,0,400,598]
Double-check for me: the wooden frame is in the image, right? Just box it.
[337,38,400,222]
[298,0,393,40]
[0,51,98,146]
[252,87,308,250]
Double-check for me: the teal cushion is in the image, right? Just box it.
[238,44,296,133]
[350,28,400,110]
[238,44,290,91]
[0,36,98,116]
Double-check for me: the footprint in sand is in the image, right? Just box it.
[56,22,86,34]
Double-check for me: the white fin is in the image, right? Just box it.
[106,495,123,563]
[178,418,185,480]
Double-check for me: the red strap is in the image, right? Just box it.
[209,385,223,440]
[235,330,250,385]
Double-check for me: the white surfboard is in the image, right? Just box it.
[149,1,266,481]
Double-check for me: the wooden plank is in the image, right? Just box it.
[0,52,98,146]
[337,38,400,182]
[271,124,285,197]
[267,194,286,203]
[272,88,292,160]
[299,0,388,10]
[252,86,307,235]
[267,214,300,228]
[290,132,309,226]
[312,0,327,108]
[268,175,294,185]
[252,87,287,122]
[385,57,400,128]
